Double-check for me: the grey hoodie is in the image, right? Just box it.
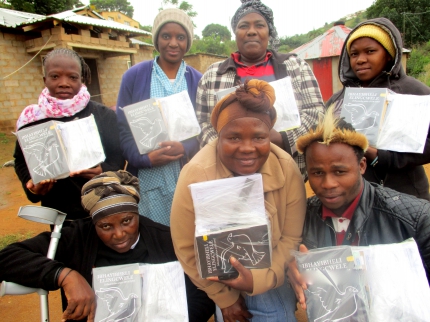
[327,17,430,200]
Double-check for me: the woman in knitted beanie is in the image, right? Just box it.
[195,0,324,183]
[116,8,202,227]
[326,18,430,200]
[0,170,214,322]
[171,80,306,321]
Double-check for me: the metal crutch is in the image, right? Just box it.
[0,205,66,322]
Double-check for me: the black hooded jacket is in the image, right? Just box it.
[326,18,430,200]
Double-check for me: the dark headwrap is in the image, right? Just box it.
[231,0,280,51]
[211,79,277,133]
[81,170,140,223]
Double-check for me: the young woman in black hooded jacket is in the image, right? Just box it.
[327,17,430,200]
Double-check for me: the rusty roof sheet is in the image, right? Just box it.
[0,7,151,37]
[292,24,351,59]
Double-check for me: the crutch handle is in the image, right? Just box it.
[0,281,48,296]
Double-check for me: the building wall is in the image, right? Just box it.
[0,31,45,132]
[99,12,139,29]
[184,53,227,74]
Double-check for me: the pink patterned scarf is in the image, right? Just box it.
[16,85,91,130]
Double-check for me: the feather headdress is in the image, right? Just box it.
[296,106,369,154]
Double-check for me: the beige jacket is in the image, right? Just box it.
[170,139,306,308]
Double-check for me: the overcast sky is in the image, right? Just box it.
[81,0,376,38]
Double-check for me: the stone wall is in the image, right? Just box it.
[184,53,227,74]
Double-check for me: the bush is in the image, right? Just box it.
[407,41,430,86]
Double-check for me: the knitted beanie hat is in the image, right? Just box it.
[152,8,194,53]
[347,24,396,58]
[81,170,140,223]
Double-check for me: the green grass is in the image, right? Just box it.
[0,133,9,144]
[0,232,34,250]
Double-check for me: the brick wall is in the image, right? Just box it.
[184,53,227,73]
[0,32,45,132]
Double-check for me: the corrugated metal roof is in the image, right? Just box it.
[292,24,411,59]
[292,24,351,59]
[130,38,153,47]
[0,7,151,37]
[0,8,45,28]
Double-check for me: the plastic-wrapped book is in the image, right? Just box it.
[189,173,271,278]
[121,98,169,154]
[93,261,188,322]
[293,239,430,322]
[294,246,370,322]
[121,91,200,155]
[16,115,105,184]
[340,88,393,147]
[93,263,142,322]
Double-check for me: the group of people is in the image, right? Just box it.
[1,0,430,321]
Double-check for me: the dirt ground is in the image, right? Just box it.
[0,132,428,322]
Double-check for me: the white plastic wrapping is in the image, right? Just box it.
[359,238,430,321]
[292,238,430,322]
[93,261,188,322]
[139,261,188,322]
[189,174,272,278]
[56,114,105,172]
[158,90,201,142]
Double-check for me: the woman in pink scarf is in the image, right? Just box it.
[14,48,125,222]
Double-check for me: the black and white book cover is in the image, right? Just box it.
[93,263,142,322]
[195,224,271,278]
[295,246,370,322]
[340,88,392,147]
[122,98,169,154]
[16,120,69,184]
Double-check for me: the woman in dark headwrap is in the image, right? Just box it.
[196,0,324,182]
[172,80,306,321]
[0,170,214,322]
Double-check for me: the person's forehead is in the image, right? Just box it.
[307,142,356,160]
[159,22,186,34]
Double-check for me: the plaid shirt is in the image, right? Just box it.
[195,50,325,181]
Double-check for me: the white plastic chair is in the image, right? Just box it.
[0,206,66,322]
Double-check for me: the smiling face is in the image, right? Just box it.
[43,55,82,100]
[235,12,269,65]
[306,142,366,216]
[157,22,188,66]
[349,37,392,87]
[217,117,271,176]
[95,212,140,253]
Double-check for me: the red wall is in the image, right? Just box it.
[312,58,333,102]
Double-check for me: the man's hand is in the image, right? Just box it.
[207,256,253,293]
[148,142,184,166]
[70,164,103,180]
[26,179,56,195]
[364,146,378,164]
[287,244,309,310]
[60,269,96,322]
[221,295,252,322]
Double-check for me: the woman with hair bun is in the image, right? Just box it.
[171,79,306,321]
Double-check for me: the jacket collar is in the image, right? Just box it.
[216,50,296,76]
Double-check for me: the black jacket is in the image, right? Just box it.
[0,216,214,321]
[14,101,125,220]
[303,179,430,283]
[326,18,430,200]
